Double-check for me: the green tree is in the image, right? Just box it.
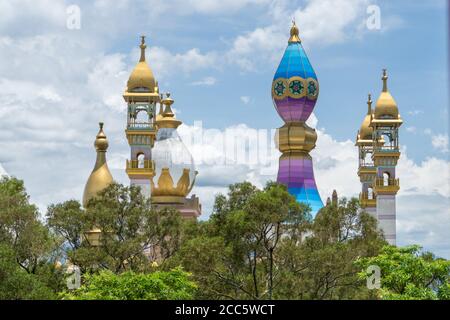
[275,197,385,299]
[356,245,450,300]
[60,267,197,300]
[168,182,386,300]
[0,176,64,299]
[168,181,311,299]
[47,183,183,273]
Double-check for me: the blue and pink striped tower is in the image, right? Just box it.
[272,22,323,217]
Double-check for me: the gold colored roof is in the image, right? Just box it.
[359,93,374,140]
[82,123,114,207]
[288,20,301,43]
[125,36,158,98]
[374,69,400,119]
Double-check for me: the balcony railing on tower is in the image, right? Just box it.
[359,192,376,207]
[126,159,155,171]
[373,177,400,193]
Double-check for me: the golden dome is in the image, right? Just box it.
[374,69,399,119]
[126,36,157,93]
[288,20,301,43]
[82,123,114,207]
[359,94,374,140]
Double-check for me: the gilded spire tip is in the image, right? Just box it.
[288,20,301,43]
[139,35,147,62]
[99,122,104,130]
[367,93,372,114]
[382,68,388,92]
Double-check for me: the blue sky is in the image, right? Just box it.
[0,0,448,257]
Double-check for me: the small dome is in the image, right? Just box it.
[83,123,113,207]
[374,69,399,119]
[126,36,157,93]
[359,94,373,140]
[272,21,319,123]
[127,61,156,92]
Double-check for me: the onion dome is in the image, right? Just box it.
[272,21,319,122]
[358,94,374,140]
[374,69,399,119]
[82,123,114,207]
[151,93,197,204]
[124,36,159,102]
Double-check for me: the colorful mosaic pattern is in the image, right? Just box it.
[277,154,323,217]
[272,41,319,122]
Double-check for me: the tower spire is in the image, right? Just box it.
[140,35,147,62]
[382,69,388,92]
[288,20,301,43]
[367,93,372,115]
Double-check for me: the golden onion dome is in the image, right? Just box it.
[374,69,399,119]
[359,94,374,140]
[126,36,157,93]
[82,123,114,207]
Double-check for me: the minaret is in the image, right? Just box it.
[370,69,403,245]
[82,122,114,246]
[123,36,159,196]
[150,93,201,219]
[355,94,377,218]
[272,21,323,217]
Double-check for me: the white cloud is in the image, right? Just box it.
[406,126,416,133]
[177,120,450,258]
[240,96,251,104]
[190,76,217,86]
[431,134,449,153]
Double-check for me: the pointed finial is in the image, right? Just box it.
[367,93,372,114]
[332,189,338,205]
[161,92,175,117]
[139,35,147,62]
[288,20,301,43]
[382,68,388,92]
[95,122,108,152]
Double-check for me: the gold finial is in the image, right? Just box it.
[382,68,388,92]
[139,35,147,62]
[156,92,182,129]
[162,92,175,117]
[367,93,372,114]
[288,20,301,43]
[95,122,108,152]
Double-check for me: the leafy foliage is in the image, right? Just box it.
[356,245,450,300]
[0,176,64,299]
[47,183,183,273]
[61,267,197,300]
[167,182,386,299]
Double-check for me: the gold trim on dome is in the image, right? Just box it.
[150,168,197,202]
[273,76,319,100]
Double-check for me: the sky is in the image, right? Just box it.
[0,0,449,257]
